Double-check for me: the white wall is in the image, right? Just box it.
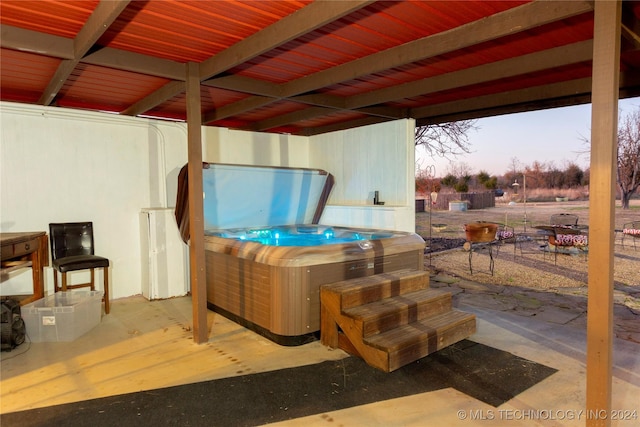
[203,121,416,232]
[0,102,188,299]
[309,119,416,232]
[202,126,309,167]
[1,102,416,299]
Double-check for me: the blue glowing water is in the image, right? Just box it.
[206,226,393,247]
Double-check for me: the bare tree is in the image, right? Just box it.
[415,120,478,159]
[504,156,521,185]
[579,105,640,208]
[446,161,474,178]
[617,107,640,209]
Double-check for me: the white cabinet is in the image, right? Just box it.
[140,208,189,300]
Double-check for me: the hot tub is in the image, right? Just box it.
[204,225,424,345]
[176,163,425,345]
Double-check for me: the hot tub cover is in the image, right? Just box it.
[175,163,334,243]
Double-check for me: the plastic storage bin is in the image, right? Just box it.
[22,291,103,342]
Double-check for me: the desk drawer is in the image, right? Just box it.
[3,238,39,259]
[1,245,13,260]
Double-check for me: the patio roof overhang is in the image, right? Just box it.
[1,1,639,135]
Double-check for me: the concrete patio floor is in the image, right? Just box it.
[1,271,639,426]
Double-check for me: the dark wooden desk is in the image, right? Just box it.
[1,232,49,305]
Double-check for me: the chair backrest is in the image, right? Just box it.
[550,213,579,226]
[49,222,95,261]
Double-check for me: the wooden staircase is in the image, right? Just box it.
[320,269,476,372]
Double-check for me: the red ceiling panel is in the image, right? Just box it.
[231,0,527,84]
[98,0,311,63]
[0,0,98,38]
[58,64,172,112]
[0,48,61,103]
[320,14,594,99]
[0,1,638,135]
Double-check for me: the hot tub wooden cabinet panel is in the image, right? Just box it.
[204,228,425,346]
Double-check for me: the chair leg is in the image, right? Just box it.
[53,269,59,292]
[62,272,68,291]
[90,268,95,291]
[103,267,110,314]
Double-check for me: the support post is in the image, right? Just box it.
[186,61,208,344]
[586,2,620,426]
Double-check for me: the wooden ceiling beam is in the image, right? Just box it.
[38,0,130,106]
[302,116,391,136]
[198,0,375,81]
[0,24,74,59]
[412,71,640,126]
[202,75,282,98]
[83,47,185,80]
[301,71,640,135]
[121,0,373,119]
[212,0,593,122]
[621,2,640,49]
[281,0,593,97]
[621,24,640,49]
[244,106,337,132]
[348,40,594,109]
[202,96,273,124]
[74,0,130,58]
[252,40,593,130]
[122,81,186,116]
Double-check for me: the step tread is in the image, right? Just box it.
[322,269,428,293]
[321,269,429,308]
[364,310,476,352]
[342,288,451,321]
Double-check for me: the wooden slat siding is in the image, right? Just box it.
[206,245,424,337]
[206,252,271,330]
[375,251,424,274]
[271,265,313,335]
[342,289,452,337]
[587,2,620,425]
[366,311,477,372]
[322,269,430,309]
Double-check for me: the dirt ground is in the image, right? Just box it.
[416,199,639,240]
[415,199,640,310]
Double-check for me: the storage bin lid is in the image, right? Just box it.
[175,163,334,241]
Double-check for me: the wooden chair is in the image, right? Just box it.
[49,222,110,314]
[621,220,640,250]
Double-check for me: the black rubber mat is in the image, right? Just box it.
[1,340,556,427]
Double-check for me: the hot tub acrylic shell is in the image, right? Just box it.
[204,226,425,345]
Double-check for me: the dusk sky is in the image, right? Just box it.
[416,97,640,178]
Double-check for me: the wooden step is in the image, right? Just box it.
[321,269,429,309]
[364,310,477,372]
[342,288,452,337]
